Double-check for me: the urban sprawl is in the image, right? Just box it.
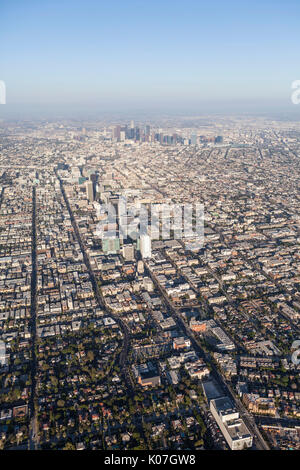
[0,115,299,450]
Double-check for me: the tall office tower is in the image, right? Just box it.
[129,121,135,139]
[140,234,152,259]
[145,125,150,136]
[120,130,126,141]
[191,134,197,145]
[86,181,94,203]
[114,125,121,141]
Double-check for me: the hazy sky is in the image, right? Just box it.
[0,0,300,115]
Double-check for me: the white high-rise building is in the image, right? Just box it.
[140,234,152,259]
[210,397,253,450]
[137,260,144,274]
[0,341,6,367]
